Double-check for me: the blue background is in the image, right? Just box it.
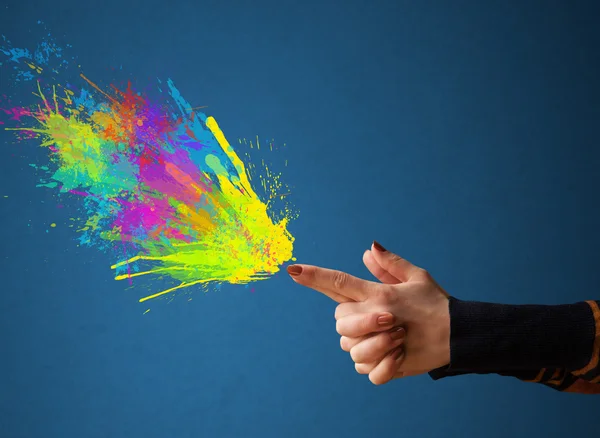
[1,1,599,437]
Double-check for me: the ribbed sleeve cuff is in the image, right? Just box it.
[436,297,596,373]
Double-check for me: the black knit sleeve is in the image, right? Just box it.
[428,299,600,390]
[444,298,597,372]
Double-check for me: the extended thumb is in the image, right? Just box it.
[371,241,423,282]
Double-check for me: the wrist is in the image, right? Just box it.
[438,298,451,367]
[430,296,451,370]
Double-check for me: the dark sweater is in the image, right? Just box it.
[429,297,600,392]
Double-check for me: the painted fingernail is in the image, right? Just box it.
[393,347,404,360]
[390,327,405,341]
[287,265,303,276]
[377,313,394,326]
[373,241,387,252]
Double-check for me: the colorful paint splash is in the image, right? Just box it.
[1,30,296,303]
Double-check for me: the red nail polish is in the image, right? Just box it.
[287,265,303,276]
[373,241,387,252]
[390,327,405,341]
[377,314,394,326]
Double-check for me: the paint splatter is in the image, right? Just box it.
[1,31,297,303]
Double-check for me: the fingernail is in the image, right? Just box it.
[377,313,394,326]
[287,265,303,276]
[373,241,387,252]
[390,327,405,341]
[393,347,404,360]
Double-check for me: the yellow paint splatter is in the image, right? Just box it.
[5,68,297,305]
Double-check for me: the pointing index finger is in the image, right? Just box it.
[287,264,379,302]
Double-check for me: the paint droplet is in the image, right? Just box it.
[50,223,56,227]
[3,195,7,198]
[143,309,150,315]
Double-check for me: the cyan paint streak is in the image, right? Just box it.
[0,34,68,80]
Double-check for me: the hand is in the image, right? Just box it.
[344,244,448,382]
[287,241,451,385]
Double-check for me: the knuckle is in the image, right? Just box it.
[369,373,384,385]
[335,320,343,335]
[355,363,370,375]
[332,271,348,290]
[419,268,432,280]
[334,305,343,320]
[350,346,363,363]
[389,254,403,264]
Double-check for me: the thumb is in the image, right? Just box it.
[370,241,424,282]
[363,250,401,284]
[336,312,398,337]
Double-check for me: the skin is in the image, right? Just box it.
[287,241,600,394]
[287,242,451,385]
